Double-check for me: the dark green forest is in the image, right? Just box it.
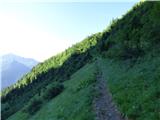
[1,1,160,120]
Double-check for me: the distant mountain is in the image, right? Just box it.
[1,53,38,69]
[0,53,38,90]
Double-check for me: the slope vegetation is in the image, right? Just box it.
[7,62,97,120]
[1,33,101,120]
[1,1,160,120]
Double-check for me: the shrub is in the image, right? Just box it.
[25,97,42,115]
[76,77,96,92]
[43,82,64,100]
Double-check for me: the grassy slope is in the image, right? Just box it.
[1,33,100,120]
[98,52,160,120]
[7,52,160,120]
[3,2,160,120]
[7,62,97,120]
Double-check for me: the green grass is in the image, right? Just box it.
[6,53,160,120]
[98,53,160,120]
[7,62,97,120]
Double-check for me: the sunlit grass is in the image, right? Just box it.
[99,53,160,120]
[7,62,97,120]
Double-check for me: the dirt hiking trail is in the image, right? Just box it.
[93,61,126,120]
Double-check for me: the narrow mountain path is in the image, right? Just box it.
[93,60,125,120]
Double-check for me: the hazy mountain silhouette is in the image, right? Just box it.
[1,53,38,90]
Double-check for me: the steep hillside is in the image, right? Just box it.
[99,54,160,120]
[7,62,97,120]
[1,33,101,120]
[1,1,160,120]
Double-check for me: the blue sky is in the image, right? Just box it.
[0,1,139,61]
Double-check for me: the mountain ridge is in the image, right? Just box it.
[1,54,38,90]
[1,53,38,69]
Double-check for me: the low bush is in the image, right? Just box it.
[25,97,42,115]
[76,77,96,92]
[43,82,64,100]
